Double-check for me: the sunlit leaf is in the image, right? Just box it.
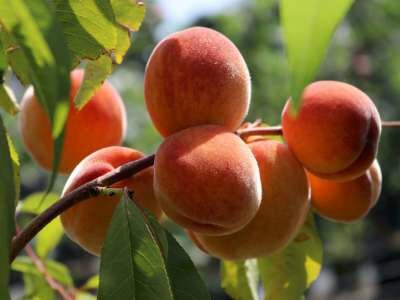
[0,116,18,300]
[221,259,259,300]
[258,213,323,300]
[18,192,63,258]
[0,85,19,115]
[0,0,71,189]
[81,275,99,290]
[74,55,113,109]
[12,256,73,287]
[281,0,354,109]
[54,0,145,108]
[22,273,55,300]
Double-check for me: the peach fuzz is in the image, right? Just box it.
[61,146,161,256]
[144,26,251,137]
[189,140,310,260]
[282,81,381,181]
[153,125,262,236]
[19,69,127,174]
[308,160,382,223]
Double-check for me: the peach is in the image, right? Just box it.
[154,125,262,235]
[189,140,310,260]
[61,146,161,256]
[308,160,382,223]
[282,81,381,181]
[19,69,127,174]
[144,26,251,137]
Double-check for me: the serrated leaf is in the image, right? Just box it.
[18,192,63,258]
[258,213,323,300]
[55,0,145,65]
[0,85,20,115]
[0,116,18,300]
[146,211,211,300]
[281,0,353,109]
[99,192,210,300]
[0,0,71,190]
[54,0,145,107]
[74,55,113,109]
[111,0,146,31]
[12,256,73,287]
[98,192,173,300]
[221,260,259,300]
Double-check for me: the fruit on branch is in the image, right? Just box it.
[308,160,382,223]
[282,81,381,181]
[188,140,310,260]
[19,69,127,174]
[61,146,161,256]
[154,125,262,235]
[144,26,251,137]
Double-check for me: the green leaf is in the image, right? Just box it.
[0,0,71,189]
[281,0,354,109]
[12,256,73,287]
[146,212,211,300]
[22,273,55,300]
[0,116,18,300]
[55,0,145,108]
[0,85,20,115]
[19,193,63,258]
[99,192,210,300]
[258,213,323,300]
[98,192,172,300]
[74,55,113,109]
[81,275,99,290]
[77,291,97,300]
[55,0,145,65]
[221,260,259,300]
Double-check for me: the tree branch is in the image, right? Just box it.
[10,154,155,263]
[382,121,400,127]
[236,125,283,138]
[9,119,400,263]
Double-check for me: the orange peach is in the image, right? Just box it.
[19,69,127,174]
[144,27,251,137]
[189,140,310,260]
[61,146,161,256]
[282,81,381,181]
[154,125,262,235]
[308,160,382,223]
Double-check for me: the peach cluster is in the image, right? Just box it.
[20,26,383,260]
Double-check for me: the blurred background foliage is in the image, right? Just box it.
[5,0,400,299]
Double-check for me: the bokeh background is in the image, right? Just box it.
[5,0,400,299]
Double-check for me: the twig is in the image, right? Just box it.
[237,125,283,138]
[10,154,155,263]
[382,121,400,127]
[24,244,75,300]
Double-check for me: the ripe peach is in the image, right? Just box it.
[144,26,251,137]
[308,160,382,223]
[282,81,381,181]
[61,146,161,256]
[154,125,262,236]
[19,69,127,174]
[188,140,310,260]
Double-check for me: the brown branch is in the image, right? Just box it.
[10,154,155,263]
[382,121,400,127]
[237,125,283,138]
